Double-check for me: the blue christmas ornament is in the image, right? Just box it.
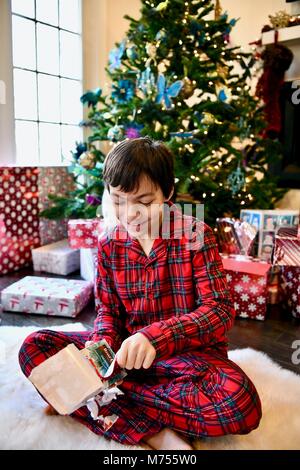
[225,18,237,34]
[109,40,126,71]
[190,20,204,36]
[190,21,205,46]
[170,131,194,138]
[137,67,156,95]
[169,131,202,145]
[155,29,167,43]
[80,88,102,107]
[72,141,87,160]
[227,165,245,195]
[218,89,227,101]
[126,45,138,60]
[155,74,183,109]
[111,79,135,103]
[197,32,206,47]
[107,125,124,142]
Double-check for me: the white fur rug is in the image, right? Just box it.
[1,323,300,450]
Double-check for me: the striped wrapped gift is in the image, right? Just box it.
[273,227,300,318]
[273,227,300,267]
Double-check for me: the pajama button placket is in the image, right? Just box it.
[144,265,153,300]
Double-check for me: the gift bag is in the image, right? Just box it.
[28,339,127,429]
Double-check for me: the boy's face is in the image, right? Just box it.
[109,173,172,239]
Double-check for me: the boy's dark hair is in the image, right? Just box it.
[103,136,175,199]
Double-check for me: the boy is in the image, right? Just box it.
[19,137,262,450]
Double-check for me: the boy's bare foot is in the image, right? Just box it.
[141,427,193,450]
[44,404,59,415]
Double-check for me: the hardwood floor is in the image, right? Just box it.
[1,266,300,374]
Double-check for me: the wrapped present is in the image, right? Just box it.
[68,218,105,249]
[273,226,300,318]
[267,265,281,305]
[68,220,104,281]
[0,167,41,275]
[221,254,271,321]
[29,343,104,415]
[1,276,93,317]
[28,339,127,428]
[80,247,98,281]
[0,166,76,275]
[273,227,300,266]
[279,267,300,319]
[216,218,257,256]
[31,239,80,275]
[38,167,75,245]
[240,209,299,262]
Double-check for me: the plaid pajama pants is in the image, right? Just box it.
[18,329,262,446]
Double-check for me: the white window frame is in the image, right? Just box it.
[0,0,83,167]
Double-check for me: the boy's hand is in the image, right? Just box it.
[115,333,156,370]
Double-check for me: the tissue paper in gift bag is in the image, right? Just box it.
[216,218,257,256]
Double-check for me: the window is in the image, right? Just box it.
[11,0,83,166]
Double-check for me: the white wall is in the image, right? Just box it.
[222,0,298,48]
[82,0,140,154]
[82,0,300,210]
[0,0,16,166]
[82,0,140,91]
[221,0,300,81]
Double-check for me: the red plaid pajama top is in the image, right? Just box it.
[92,200,237,357]
[19,200,262,446]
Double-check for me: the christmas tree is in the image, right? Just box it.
[41,0,287,227]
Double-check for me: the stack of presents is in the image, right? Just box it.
[0,168,299,322]
[217,209,300,321]
[0,167,103,318]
